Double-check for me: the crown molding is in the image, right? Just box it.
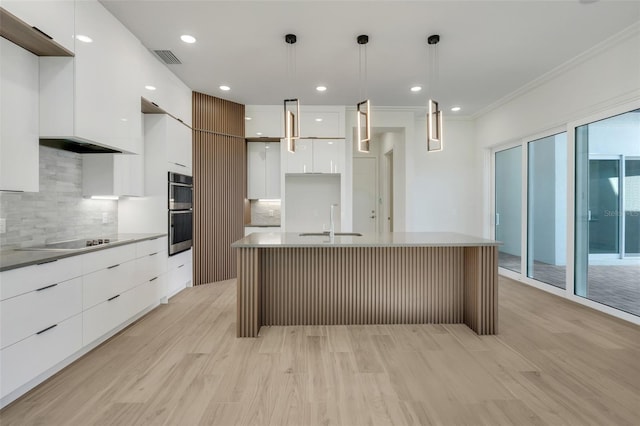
[471,21,640,120]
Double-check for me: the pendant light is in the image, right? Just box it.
[426,34,443,152]
[356,34,371,153]
[284,33,300,153]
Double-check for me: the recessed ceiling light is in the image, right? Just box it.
[410,86,422,92]
[316,86,327,92]
[180,34,196,44]
[145,85,156,91]
[256,132,263,136]
[219,85,230,91]
[451,106,461,112]
[76,35,93,43]
[315,118,323,122]
[245,116,252,120]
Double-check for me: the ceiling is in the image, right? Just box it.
[100,1,640,116]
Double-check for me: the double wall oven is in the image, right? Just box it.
[168,172,193,255]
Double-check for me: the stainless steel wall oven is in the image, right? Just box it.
[168,172,193,255]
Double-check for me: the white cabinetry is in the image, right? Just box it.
[300,108,344,138]
[82,152,144,197]
[39,0,143,154]
[166,117,192,174]
[0,237,168,405]
[247,142,280,199]
[1,0,75,53]
[285,139,343,174]
[167,248,192,298]
[245,105,283,138]
[0,38,39,192]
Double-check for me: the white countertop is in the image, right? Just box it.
[232,232,501,248]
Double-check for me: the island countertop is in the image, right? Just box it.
[232,231,501,248]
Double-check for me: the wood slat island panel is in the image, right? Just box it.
[234,233,500,337]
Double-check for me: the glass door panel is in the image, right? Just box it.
[624,158,640,256]
[588,159,620,255]
[495,146,522,273]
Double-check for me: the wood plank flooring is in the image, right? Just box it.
[1,276,639,425]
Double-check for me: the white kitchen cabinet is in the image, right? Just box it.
[245,105,283,138]
[284,139,313,173]
[0,313,82,399]
[81,243,136,275]
[0,277,82,350]
[0,38,39,192]
[285,139,343,174]
[247,142,281,199]
[166,117,192,174]
[39,0,143,154]
[300,109,344,138]
[312,140,343,173]
[139,44,192,125]
[0,256,82,301]
[167,248,192,298]
[1,0,75,54]
[82,260,136,310]
[82,152,144,197]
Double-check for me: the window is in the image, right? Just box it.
[495,146,522,273]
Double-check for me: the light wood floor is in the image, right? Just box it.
[1,277,639,425]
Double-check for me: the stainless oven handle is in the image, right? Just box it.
[170,210,193,214]
[169,182,193,188]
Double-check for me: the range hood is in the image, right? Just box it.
[40,138,122,154]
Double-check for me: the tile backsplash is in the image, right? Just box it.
[250,199,281,226]
[0,146,118,249]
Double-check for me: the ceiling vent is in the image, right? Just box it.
[153,49,182,64]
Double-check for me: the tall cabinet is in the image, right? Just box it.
[247,142,280,199]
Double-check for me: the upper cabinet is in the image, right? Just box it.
[0,38,39,192]
[166,116,192,174]
[245,105,345,139]
[82,153,144,198]
[1,1,75,54]
[284,139,343,174]
[299,107,345,138]
[145,114,193,177]
[247,142,280,199]
[245,105,283,138]
[139,46,192,126]
[39,0,143,154]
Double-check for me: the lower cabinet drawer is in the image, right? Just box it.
[0,314,82,398]
[135,250,167,284]
[136,236,167,258]
[1,277,82,350]
[83,260,136,309]
[0,256,83,301]
[82,280,159,346]
[168,262,191,296]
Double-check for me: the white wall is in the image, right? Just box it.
[409,118,483,236]
[476,24,640,237]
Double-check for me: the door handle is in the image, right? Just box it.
[495,213,500,226]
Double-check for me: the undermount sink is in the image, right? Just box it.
[299,232,363,237]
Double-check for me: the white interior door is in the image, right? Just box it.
[353,157,377,233]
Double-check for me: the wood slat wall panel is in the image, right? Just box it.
[192,92,245,285]
[236,247,466,336]
[463,246,498,335]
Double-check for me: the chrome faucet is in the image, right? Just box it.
[330,204,338,238]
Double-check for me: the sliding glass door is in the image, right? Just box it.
[575,109,640,317]
[495,146,522,273]
[527,133,567,289]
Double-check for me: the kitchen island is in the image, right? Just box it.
[231,232,500,337]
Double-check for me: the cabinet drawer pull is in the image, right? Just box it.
[37,259,58,266]
[177,264,185,269]
[149,252,158,257]
[36,283,58,292]
[174,162,186,168]
[150,236,161,241]
[149,276,158,282]
[152,102,159,107]
[107,264,120,269]
[108,294,120,302]
[36,324,58,335]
